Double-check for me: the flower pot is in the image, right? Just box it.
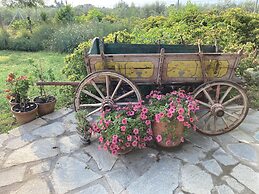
[34,96,56,116]
[152,120,184,148]
[76,127,91,145]
[11,103,38,125]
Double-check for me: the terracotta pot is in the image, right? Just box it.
[152,120,184,148]
[11,103,38,125]
[34,97,56,116]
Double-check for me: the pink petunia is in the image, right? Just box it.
[132,141,138,147]
[145,120,151,126]
[140,114,147,120]
[180,136,185,143]
[112,150,118,155]
[159,112,165,118]
[155,114,161,123]
[142,107,148,114]
[156,135,162,143]
[122,118,127,125]
[133,128,139,135]
[147,128,153,135]
[125,142,130,147]
[189,117,194,123]
[127,135,132,141]
[112,135,118,140]
[177,115,184,122]
[167,112,173,118]
[178,108,185,115]
[103,145,108,151]
[148,136,153,141]
[99,136,104,143]
[120,126,126,132]
[166,139,171,146]
[157,95,162,100]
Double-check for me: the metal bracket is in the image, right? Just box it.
[157,48,165,85]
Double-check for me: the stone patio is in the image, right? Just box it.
[0,108,259,194]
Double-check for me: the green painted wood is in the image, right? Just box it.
[88,38,217,55]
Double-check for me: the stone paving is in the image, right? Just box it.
[0,108,259,194]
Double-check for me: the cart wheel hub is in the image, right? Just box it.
[102,99,114,111]
[211,104,224,117]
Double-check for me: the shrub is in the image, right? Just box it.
[0,29,9,50]
[55,5,75,23]
[9,36,41,51]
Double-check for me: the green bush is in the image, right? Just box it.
[0,29,9,50]
[9,36,41,51]
[55,5,75,23]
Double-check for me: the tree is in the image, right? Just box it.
[1,0,44,7]
[55,5,74,23]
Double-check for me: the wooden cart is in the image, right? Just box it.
[40,37,249,135]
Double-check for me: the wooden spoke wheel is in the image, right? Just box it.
[193,80,249,135]
[74,71,142,117]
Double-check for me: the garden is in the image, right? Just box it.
[0,0,258,139]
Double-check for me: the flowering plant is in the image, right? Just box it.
[91,102,153,155]
[5,73,30,104]
[146,90,199,145]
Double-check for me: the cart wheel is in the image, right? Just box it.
[74,71,142,117]
[193,80,249,135]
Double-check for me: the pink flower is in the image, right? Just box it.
[127,135,132,141]
[148,136,153,141]
[112,150,118,155]
[178,108,184,115]
[156,135,162,143]
[140,114,147,120]
[133,128,139,135]
[159,112,165,118]
[125,142,130,147]
[167,112,173,118]
[103,145,108,151]
[142,107,148,114]
[132,141,138,147]
[127,111,135,116]
[99,136,104,143]
[180,136,185,143]
[177,115,184,122]
[155,114,160,123]
[145,120,151,126]
[147,128,153,135]
[112,139,117,144]
[122,118,127,125]
[166,139,171,146]
[157,95,162,100]
[188,104,194,110]
[190,117,194,123]
[144,136,148,141]
[112,135,118,140]
[120,126,126,132]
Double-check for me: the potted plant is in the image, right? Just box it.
[5,73,21,107]
[146,90,199,147]
[91,102,153,155]
[75,110,91,145]
[32,62,56,116]
[6,73,38,125]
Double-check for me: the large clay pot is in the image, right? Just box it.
[152,120,184,148]
[11,103,38,125]
[34,97,56,116]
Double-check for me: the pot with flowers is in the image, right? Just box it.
[5,73,38,125]
[146,90,199,148]
[91,102,153,155]
[32,62,56,116]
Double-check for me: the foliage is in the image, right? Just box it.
[2,0,44,7]
[63,40,91,81]
[40,11,48,22]
[146,90,199,144]
[75,109,90,131]
[55,5,75,23]
[92,102,153,155]
[86,8,105,22]
[0,29,9,50]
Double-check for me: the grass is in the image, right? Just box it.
[0,50,71,133]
